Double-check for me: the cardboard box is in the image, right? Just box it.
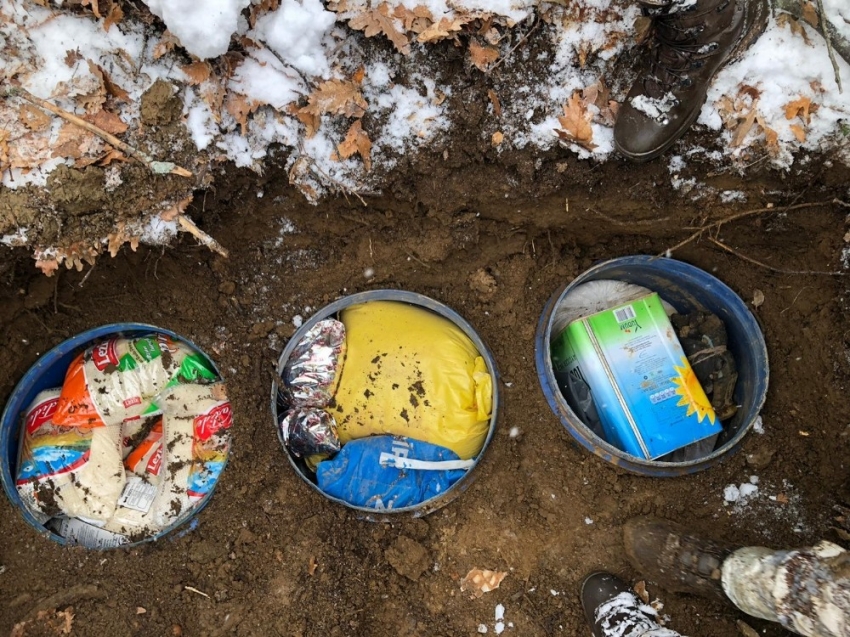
[551,292,721,459]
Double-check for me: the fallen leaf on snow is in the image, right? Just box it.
[488,89,502,117]
[336,119,372,171]
[153,30,179,60]
[349,3,411,54]
[392,4,433,32]
[418,17,465,43]
[469,40,499,71]
[556,91,596,150]
[104,1,123,31]
[784,96,812,123]
[801,1,819,27]
[225,93,260,136]
[19,104,51,132]
[731,104,758,147]
[160,195,194,222]
[790,123,806,142]
[84,109,128,135]
[634,580,649,603]
[181,61,213,86]
[299,79,368,118]
[460,568,507,597]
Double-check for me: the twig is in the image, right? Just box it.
[707,237,845,276]
[687,345,728,365]
[489,17,540,73]
[663,199,835,255]
[835,198,850,209]
[815,0,843,92]
[183,586,210,599]
[177,215,229,257]
[404,250,431,269]
[4,86,192,177]
[591,207,670,226]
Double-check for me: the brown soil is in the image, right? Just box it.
[1,148,850,637]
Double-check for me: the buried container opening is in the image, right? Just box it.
[535,256,769,476]
[272,290,500,517]
[0,324,229,548]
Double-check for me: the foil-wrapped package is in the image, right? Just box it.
[282,319,346,408]
[280,408,341,458]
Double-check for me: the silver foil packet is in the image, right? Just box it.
[282,319,346,408]
[280,407,341,458]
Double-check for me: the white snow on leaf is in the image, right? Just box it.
[142,0,250,60]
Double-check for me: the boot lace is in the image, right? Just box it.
[642,3,724,98]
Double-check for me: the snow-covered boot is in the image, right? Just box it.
[623,516,734,600]
[581,572,685,637]
[613,0,768,161]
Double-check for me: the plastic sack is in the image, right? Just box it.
[52,334,218,429]
[316,436,470,509]
[282,319,346,408]
[551,280,676,337]
[16,389,124,522]
[328,301,492,460]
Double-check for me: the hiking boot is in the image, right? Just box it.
[623,516,735,600]
[614,0,768,161]
[580,572,680,637]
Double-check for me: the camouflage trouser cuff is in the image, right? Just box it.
[721,541,850,637]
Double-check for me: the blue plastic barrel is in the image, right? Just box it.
[272,290,500,517]
[0,324,226,547]
[535,256,769,476]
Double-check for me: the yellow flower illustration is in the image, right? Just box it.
[671,357,716,424]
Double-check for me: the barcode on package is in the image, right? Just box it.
[614,305,636,323]
[118,476,158,513]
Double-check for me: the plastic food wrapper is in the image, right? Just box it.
[316,436,471,509]
[280,407,341,458]
[101,382,232,537]
[16,389,124,523]
[52,334,218,429]
[551,280,676,336]
[328,301,493,460]
[282,319,346,408]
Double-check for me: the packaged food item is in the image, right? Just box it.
[16,389,124,522]
[328,301,493,460]
[52,334,218,429]
[316,436,470,509]
[46,516,129,549]
[281,319,346,408]
[551,292,722,460]
[280,407,341,458]
[101,382,231,536]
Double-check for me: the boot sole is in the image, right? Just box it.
[615,0,770,162]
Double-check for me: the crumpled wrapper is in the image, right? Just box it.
[282,319,346,408]
[280,407,341,458]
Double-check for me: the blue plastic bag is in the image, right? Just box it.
[316,436,472,509]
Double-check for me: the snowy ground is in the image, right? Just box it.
[1,0,848,232]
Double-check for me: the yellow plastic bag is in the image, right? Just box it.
[327,301,492,460]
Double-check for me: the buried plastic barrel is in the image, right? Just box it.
[535,255,769,477]
[0,323,226,547]
[272,289,500,517]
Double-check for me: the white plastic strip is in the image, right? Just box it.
[378,453,475,471]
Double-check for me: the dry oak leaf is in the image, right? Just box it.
[392,4,433,32]
[336,119,372,171]
[64,48,84,67]
[97,147,129,166]
[299,79,368,118]
[790,123,806,142]
[460,569,507,598]
[784,96,812,123]
[81,0,101,18]
[19,104,51,132]
[107,222,140,257]
[418,17,465,43]
[488,89,502,117]
[160,194,194,222]
[153,31,179,60]
[225,93,260,136]
[556,91,596,150]
[776,13,811,44]
[469,40,499,71]
[182,61,213,86]
[83,109,128,135]
[249,0,280,27]
[201,80,226,122]
[731,104,758,147]
[801,1,819,27]
[349,3,411,54]
[104,1,123,31]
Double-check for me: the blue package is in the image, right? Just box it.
[316,436,472,509]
